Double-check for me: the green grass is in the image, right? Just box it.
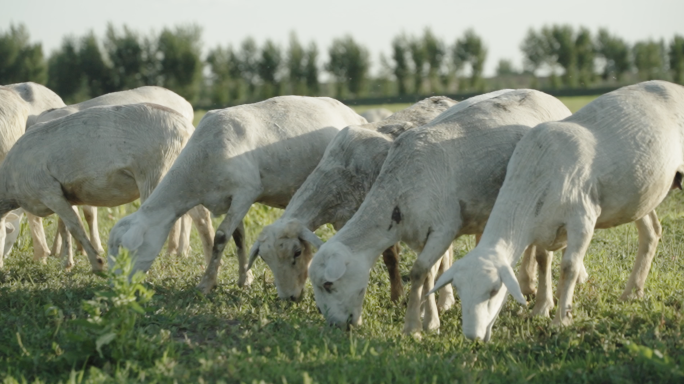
[4,95,682,383]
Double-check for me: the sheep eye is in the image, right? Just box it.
[323,282,333,293]
[294,249,302,258]
[490,288,499,298]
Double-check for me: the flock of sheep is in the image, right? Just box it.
[0,79,682,342]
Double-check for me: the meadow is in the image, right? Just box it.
[2,96,684,383]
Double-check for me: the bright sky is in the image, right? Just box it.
[2,0,683,77]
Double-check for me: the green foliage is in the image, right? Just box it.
[669,35,684,84]
[287,32,307,95]
[520,28,552,75]
[633,39,668,81]
[453,29,488,91]
[79,32,114,97]
[596,28,631,81]
[575,27,595,87]
[325,35,370,98]
[104,24,147,91]
[496,59,518,76]
[423,28,446,93]
[0,23,46,85]
[304,42,320,96]
[64,249,159,363]
[391,34,411,95]
[157,24,203,103]
[47,37,84,102]
[408,35,427,94]
[257,39,282,99]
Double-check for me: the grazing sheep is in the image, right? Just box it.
[1,82,66,260]
[308,90,572,335]
[360,108,393,123]
[0,103,213,271]
[29,86,196,263]
[247,96,458,302]
[107,96,367,290]
[3,82,66,127]
[431,81,684,341]
[0,88,30,267]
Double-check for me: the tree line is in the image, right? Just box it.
[2,23,684,106]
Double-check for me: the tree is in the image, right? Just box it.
[157,24,203,102]
[0,23,46,84]
[495,59,517,76]
[391,34,410,95]
[669,35,684,84]
[548,25,577,87]
[79,32,114,97]
[104,24,146,90]
[325,35,370,98]
[304,42,319,95]
[237,37,259,99]
[453,29,487,90]
[595,28,631,81]
[409,36,426,94]
[206,45,235,105]
[574,27,595,87]
[287,32,307,95]
[520,28,551,76]
[47,37,83,102]
[423,28,446,93]
[633,40,667,80]
[257,39,282,98]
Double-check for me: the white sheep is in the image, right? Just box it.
[0,103,214,271]
[1,82,66,260]
[360,108,393,123]
[107,96,367,290]
[431,80,684,341]
[308,89,572,335]
[246,96,458,302]
[28,86,196,263]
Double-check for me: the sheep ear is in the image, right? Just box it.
[247,240,261,271]
[121,229,144,252]
[499,263,527,306]
[323,254,347,282]
[4,222,15,235]
[298,227,323,249]
[428,267,456,296]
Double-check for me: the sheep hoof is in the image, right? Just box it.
[197,278,215,295]
[551,315,573,327]
[390,286,404,302]
[402,322,422,336]
[437,295,456,313]
[530,302,553,318]
[238,270,254,288]
[619,289,643,301]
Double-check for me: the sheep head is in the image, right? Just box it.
[309,241,369,329]
[430,251,526,341]
[247,220,323,301]
[108,212,170,275]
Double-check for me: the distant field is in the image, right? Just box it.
[194,95,598,126]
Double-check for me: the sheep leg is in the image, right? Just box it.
[0,216,6,268]
[177,214,193,257]
[197,195,254,294]
[420,260,442,332]
[26,212,51,261]
[436,245,456,312]
[233,221,253,287]
[403,230,457,335]
[552,217,595,327]
[50,222,62,258]
[40,192,105,272]
[56,215,75,270]
[381,244,404,302]
[82,206,104,254]
[166,218,182,257]
[188,205,214,266]
[517,246,538,296]
[531,248,554,317]
[620,210,662,301]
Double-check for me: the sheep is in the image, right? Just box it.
[430,81,684,341]
[0,103,214,271]
[1,82,66,260]
[106,96,368,290]
[29,86,196,263]
[0,88,31,267]
[3,82,66,127]
[246,96,458,302]
[360,108,393,123]
[308,89,572,335]
[33,85,193,126]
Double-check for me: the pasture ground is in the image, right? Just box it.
[2,96,684,383]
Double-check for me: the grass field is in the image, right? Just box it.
[3,95,684,383]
